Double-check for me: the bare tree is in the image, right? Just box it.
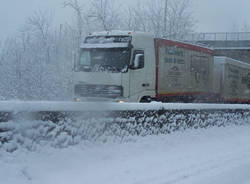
[123,1,148,32]
[89,0,121,31]
[0,10,74,101]
[163,0,169,35]
[145,0,166,37]
[63,0,195,39]
[25,10,53,64]
[0,38,21,99]
[27,10,51,41]
[124,0,195,39]
[21,10,53,99]
[63,0,85,47]
[167,0,195,39]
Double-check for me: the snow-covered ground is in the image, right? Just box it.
[1,124,250,184]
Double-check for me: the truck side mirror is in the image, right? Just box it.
[133,54,144,69]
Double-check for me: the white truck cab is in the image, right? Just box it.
[73,31,156,102]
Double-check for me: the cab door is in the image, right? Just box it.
[129,49,147,101]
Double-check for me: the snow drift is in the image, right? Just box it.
[1,104,250,153]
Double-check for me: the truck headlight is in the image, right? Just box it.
[75,98,81,102]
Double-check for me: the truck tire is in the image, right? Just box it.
[140,96,152,103]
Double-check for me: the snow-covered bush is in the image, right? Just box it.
[0,109,249,153]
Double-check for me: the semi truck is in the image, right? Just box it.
[73,31,215,103]
[74,31,250,103]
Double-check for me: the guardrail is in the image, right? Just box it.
[1,101,250,122]
[1,101,250,112]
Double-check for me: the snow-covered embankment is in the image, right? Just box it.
[1,125,250,184]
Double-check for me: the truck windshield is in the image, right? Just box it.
[77,48,131,72]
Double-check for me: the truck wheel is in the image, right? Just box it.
[140,96,152,103]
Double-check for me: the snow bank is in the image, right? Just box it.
[1,125,250,184]
[0,108,250,153]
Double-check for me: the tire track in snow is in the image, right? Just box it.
[134,149,250,184]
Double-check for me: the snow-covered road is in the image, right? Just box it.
[1,125,250,184]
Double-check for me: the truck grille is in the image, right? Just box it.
[75,84,123,98]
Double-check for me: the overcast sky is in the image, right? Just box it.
[192,0,250,32]
[1,0,250,40]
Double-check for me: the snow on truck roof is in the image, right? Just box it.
[89,30,152,37]
[81,43,129,49]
